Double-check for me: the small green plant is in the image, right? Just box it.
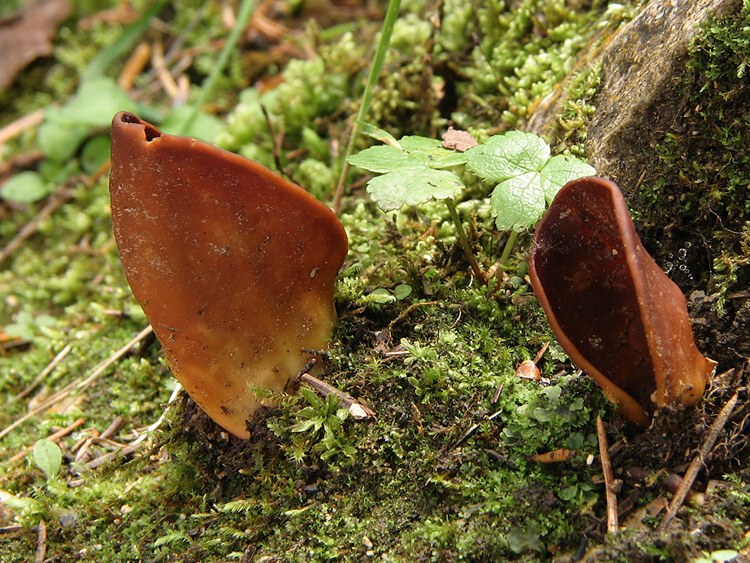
[32,438,62,479]
[693,549,740,563]
[347,127,595,282]
[290,387,357,464]
[0,0,226,205]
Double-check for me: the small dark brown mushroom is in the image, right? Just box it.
[109,112,348,438]
[529,176,715,426]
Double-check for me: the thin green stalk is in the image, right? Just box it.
[445,199,487,284]
[498,229,519,268]
[83,0,170,81]
[332,0,402,212]
[177,0,256,135]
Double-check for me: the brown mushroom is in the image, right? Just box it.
[529,176,715,426]
[109,111,348,438]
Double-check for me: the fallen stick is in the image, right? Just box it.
[0,326,152,440]
[35,519,46,563]
[0,188,74,266]
[85,444,140,470]
[0,110,44,146]
[98,416,125,441]
[659,391,739,530]
[13,343,72,401]
[298,373,374,419]
[8,417,86,464]
[622,467,704,507]
[597,416,618,533]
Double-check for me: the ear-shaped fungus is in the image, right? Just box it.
[529,176,716,427]
[109,112,348,439]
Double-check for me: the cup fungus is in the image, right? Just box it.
[109,111,348,439]
[529,176,716,427]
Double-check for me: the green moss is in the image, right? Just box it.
[1,1,749,561]
[555,60,602,156]
[638,3,750,305]
[436,0,638,130]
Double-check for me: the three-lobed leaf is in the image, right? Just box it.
[366,168,463,211]
[466,132,595,231]
[466,131,550,182]
[492,154,595,230]
[349,128,595,230]
[347,136,466,211]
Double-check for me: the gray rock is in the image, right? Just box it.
[586,0,742,193]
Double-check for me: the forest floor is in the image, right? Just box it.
[0,0,749,561]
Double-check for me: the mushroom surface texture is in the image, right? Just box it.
[529,176,716,427]
[109,111,348,439]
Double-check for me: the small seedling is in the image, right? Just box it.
[291,388,357,463]
[33,438,62,479]
[347,126,594,282]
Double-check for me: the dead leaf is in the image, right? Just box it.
[515,359,541,380]
[0,0,71,91]
[442,127,478,152]
[529,448,577,463]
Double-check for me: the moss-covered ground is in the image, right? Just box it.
[1,0,748,561]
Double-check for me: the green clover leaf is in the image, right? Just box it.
[466,131,550,182]
[366,167,464,211]
[347,145,428,173]
[490,172,546,231]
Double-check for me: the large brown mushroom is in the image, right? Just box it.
[109,112,348,438]
[529,176,715,426]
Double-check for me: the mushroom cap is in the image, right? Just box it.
[529,176,715,426]
[109,112,348,438]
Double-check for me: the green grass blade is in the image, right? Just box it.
[83,0,170,81]
[333,0,402,211]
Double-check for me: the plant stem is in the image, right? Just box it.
[498,229,519,268]
[332,0,402,213]
[445,199,487,284]
[178,0,256,135]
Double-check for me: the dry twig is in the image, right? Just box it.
[152,41,180,98]
[0,187,74,266]
[99,416,125,440]
[35,519,46,563]
[659,391,740,530]
[298,372,374,419]
[597,416,618,533]
[13,343,72,401]
[85,444,140,470]
[118,42,151,89]
[452,408,503,448]
[0,110,44,147]
[0,326,153,440]
[129,381,184,447]
[9,417,86,464]
[387,301,440,331]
